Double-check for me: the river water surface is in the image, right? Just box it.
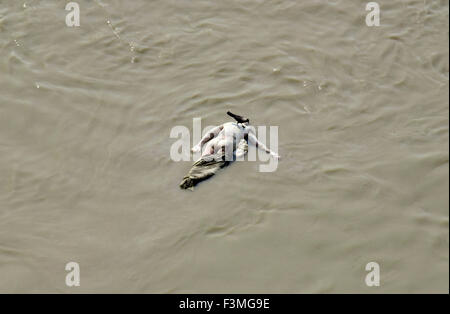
[0,0,448,293]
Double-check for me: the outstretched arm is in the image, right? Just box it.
[248,133,280,160]
[191,125,224,153]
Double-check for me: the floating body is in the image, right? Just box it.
[179,112,279,190]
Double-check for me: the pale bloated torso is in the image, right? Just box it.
[203,122,249,156]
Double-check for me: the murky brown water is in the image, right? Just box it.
[0,0,448,293]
